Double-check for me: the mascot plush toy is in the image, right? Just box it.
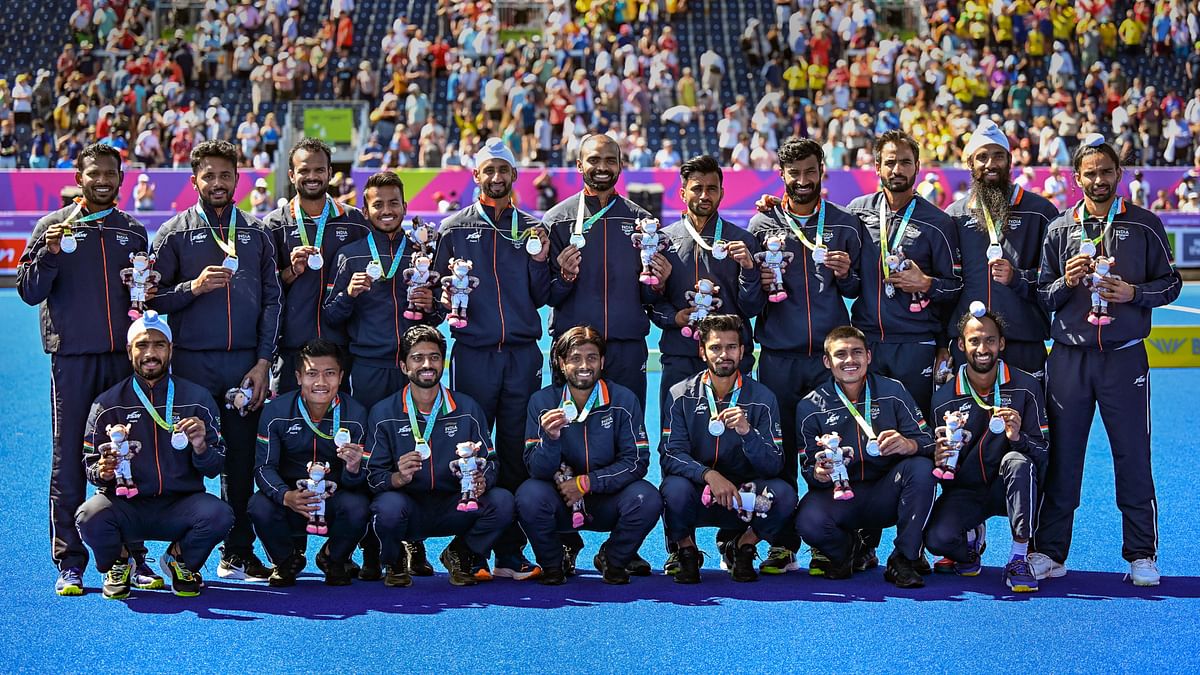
[402,252,440,320]
[1084,255,1117,326]
[702,481,775,522]
[224,384,254,417]
[120,251,161,319]
[933,410,973,480]
[403,215,439,254]
[884,251,929,312]
[554,462,588,528]
[754,235,793,302]
[631,217,669,285]
[449,441,487,512]
[681,279,723,339]
[442,258,480,329]
[100,423,142,498]
[815,432,855,501]
[297,461,338,534]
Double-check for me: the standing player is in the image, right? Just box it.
[265,137,370,394]
[544,134,672,409]
[1031,137,1181,586]
[748,137,864,575]
[945,120,1060,378]
[18,143,155,595]
[432,139,551,581]
[149,140,282,581]
[925,309,1049,592]
[846,130,962,421]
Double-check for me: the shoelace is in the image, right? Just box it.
[1007,558,1032,576]
[171,561,195,582]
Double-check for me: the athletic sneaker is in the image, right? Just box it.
[663,551,680,576]
[131,556,165,589]
[493,554,542,581]
[315,542,361,579]
[1027,552,1067,580]
[383,555,412,588]
[357,543,380,581]
[217,551,273,581]
[1004,558,1039,592]
[883,551,925,589]
[731,543,759,583]
[159,552,202,597]
[406,541,435,576]
[760,546,800,574]
[935,524,988,574]
[563,537,584,577]
[1129,558,1161,587]
[625,554,652,577]
[808,549,833,576]
[853,545,879,572]
[55,567,84,596]
[267,553,307,588]
[470,554,494,582]
[593,545,630,585]
[323,559,354,587]
[674,547,703,584]
[439,540,478,587]
[103,562,132,600]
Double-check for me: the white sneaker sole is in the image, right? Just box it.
[1131,576,1161,587]
[493,566,543,581]
[217,565,269,582]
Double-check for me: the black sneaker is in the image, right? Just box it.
[823,556,854,580]
[218,551,273,581]
[663,551,680,576]
[406,541,434,577]
[563,536,584,577]
[131,555,165,590]
[383,554,412,588]
[593,545,630,585]
[356,541,378,581]
[324,559,353,586]
[913,552,933,576]
[103,561,132,600]
[853,544,879,572]
[438,540,478,587]
[538,564,567,586]
[159,552,202,597]
[674,546,703,584]
[625,553,652,577]
[315,542,362,578]
[808,548,833,576]
[731,543,759,582]
[267,553,306,588]
[883,551,926,589]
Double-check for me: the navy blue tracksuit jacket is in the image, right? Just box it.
[254,391,369,501]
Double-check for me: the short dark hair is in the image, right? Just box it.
[777,137,823,166]
[823,325,869,356]
[696,314,743,346]
[957,308,1008,341]
[289,136,333,168]
[296,338,345,373]
[874,130,920,163]
[1072,139,1122,174]
[400,325,446,361]
[679,154,723,185]
[189,140,239,173]
[550,325,606,385]
[364,171,406,201]
[77,143,123,172]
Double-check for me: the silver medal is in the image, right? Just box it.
[570,233,587,249]
[308,252,324,270]
[334,427,352,447]
[1080,240,1096,257]
[865,440,881,457]
[61,234,78,253]
[222,255,239,273]
[525,237,543,256]
[562,400,579,422]
[986,243,1003,262]
[989,416,1006,434]
[171,431,189,450]
[416,442,432,460]
[711,241,728,260]
[365,260,383,280]
[812,246,828,265]
[708,419,726,436]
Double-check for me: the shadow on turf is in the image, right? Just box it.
[113,566,1200,620]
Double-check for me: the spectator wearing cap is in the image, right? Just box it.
[134,174,156,212]
[251,178,273,218]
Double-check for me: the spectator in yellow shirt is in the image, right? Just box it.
[1027,29,1047,67]
[807,62,828,92]
[1098,18,1118,56]
[1119,10,1145,54]
[785,58,810,100]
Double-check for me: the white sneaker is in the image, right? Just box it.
[1027,552,1066,580]
[1129,558,1161,587]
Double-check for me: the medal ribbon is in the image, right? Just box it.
[131,377,175,431]
[958,364,1001,414]
[297,395,341,440]
[879,198,916,279]
[975,185,1024,247]
[702,372,742,421]
[833,381,876,440]
[292,196,337,249]
[405,385,445,447]
[476,201,533,243]
[561,383,602,422]
[366,231,407,279]
[65,198,115,228]
[678,213,725,252]
[572,192,616,240]
[1072,197,1122,255]
[778,198,826,252]
[195,205,240,259]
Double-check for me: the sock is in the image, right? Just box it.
[1010,541,1028,560]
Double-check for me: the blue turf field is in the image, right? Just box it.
[2,287,1199,672]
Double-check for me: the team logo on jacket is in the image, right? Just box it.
[467,231,483,242]
[335,227,348,241]
[1000,394,1012,407]
[695,403,709,416]
[621,223,635,236]
[444,422,459,437]
[115,233,129,246]
[826,413,841,426]
[1008,217,1021,231]
[237,232,252,245]
[1134,375,1147,387]
[1114,227,1129,241]
[191,231,208,244]
[959,401,972,413]
[396,424,412,435]
[287,423,302,435]
[74,231,89,243]
[601,413,613,429]
[125,410,142,423]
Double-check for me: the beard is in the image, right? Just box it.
[969,175,1012,232]
[786,180,820,205]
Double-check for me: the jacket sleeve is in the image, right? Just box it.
[740,397,785,478]
[587,403,650,494]
[338,418,368,487]
[147,225,200,314]
[796,401,829,490]
[893,391,934,457]
[365,408,398,493]
[1009,385,1050,467]
[926,219,963,305]
[660,394,709,483]
[322,252,356,327]
[1037,226,1074,312]
[254,414,290,504]
[524,398,564,481]
[256,231,283,362]
[83,402,115,488]
[470,410,499,491]
[15,218,60,306]
[1130,217,1183,308]
[190,400,225,478]
[546,221,577,307]
[737,235,768,315]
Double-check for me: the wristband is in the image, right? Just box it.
[576,474,590,494]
